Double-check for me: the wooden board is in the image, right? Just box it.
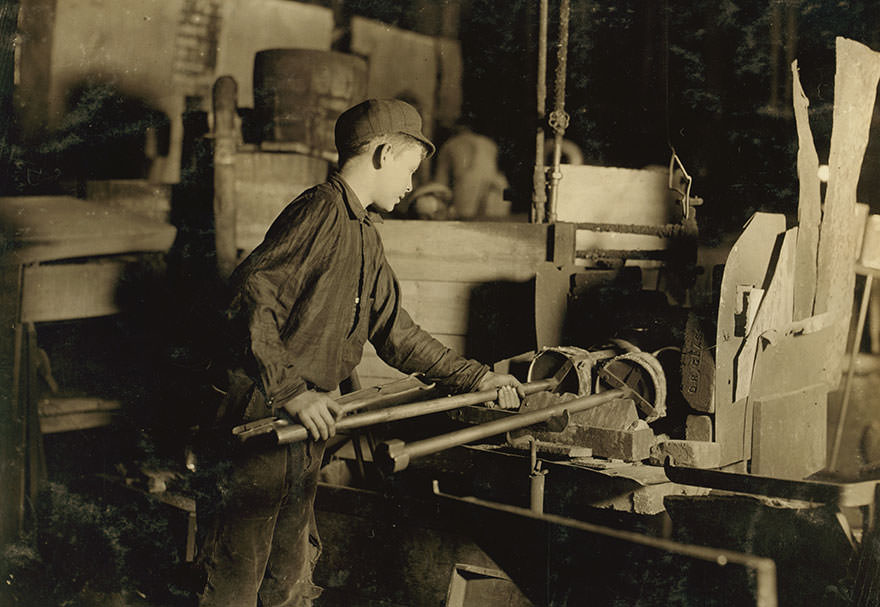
[0,265,24,548]
[751,383,828,479]
[377,220,549,283]
[0,196,177,264]
[554,164,674,225]
[534,262,572,350]
[38,396,121,434]
[734,227,797,402]
[749,326,836,399]
[814,38,880,386]
[715,213,787,409]
[791,60,822,321]
[715,397,751,467]
[21,260,127,323]
[398,280,476,336]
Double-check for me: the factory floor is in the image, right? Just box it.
[7,354,879,607]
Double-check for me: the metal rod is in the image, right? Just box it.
[664,458,879,508]
[274,378,558,445]
[532,0,549,224]
[831,273,873,470]
[377,388,627,473]
[233,376,436,442]
[576,221,698,239]
[546,0,571,224]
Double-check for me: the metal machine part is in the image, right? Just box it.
[375,388,627,474]
[526,345,616,396]
[595,350,667,423]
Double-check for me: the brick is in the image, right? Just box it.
[532,426,654,461]
[686,414,714,442]
[650,439,721,469]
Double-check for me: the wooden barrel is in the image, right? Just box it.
[253,49,368,156]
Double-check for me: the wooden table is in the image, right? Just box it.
[0,195,176,547]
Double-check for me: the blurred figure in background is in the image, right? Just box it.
[433,122,509,219]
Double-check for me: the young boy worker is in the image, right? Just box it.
[197,99,523,606]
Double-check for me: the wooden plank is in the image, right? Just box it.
[20,260,127,322]
[38,396,122,434]
[376,220,549,283]
[749,326,836,399]
[534,262,572,350]
[0,264,23,547]
[715,397,751,467]
[555,164,673,225]
[751,384,828,479]
[39,410,118,434]
[715,213,787,409]
[734,227,796,402]
[399,280,475,336]
[38,396,122,417]
[814,38,880,386]
[791,60,822,321]
[0,196,177,264]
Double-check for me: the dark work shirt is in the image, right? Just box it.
[226,174,489,412]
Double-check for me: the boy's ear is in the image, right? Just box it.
[372,143,390,169]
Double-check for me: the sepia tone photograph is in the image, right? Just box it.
[2,1,880,605]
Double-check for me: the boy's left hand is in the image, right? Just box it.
[476,371,524,409]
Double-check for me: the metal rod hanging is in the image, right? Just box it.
[546,0,571,224]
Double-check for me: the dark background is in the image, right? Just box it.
[4,0,880,242]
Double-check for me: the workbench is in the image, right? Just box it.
[0,195,176,547]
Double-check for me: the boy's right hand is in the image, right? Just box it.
[282,391,342,441]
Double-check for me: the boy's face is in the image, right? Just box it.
[373,145,423,212]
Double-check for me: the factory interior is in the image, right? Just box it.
[4,1,880,605]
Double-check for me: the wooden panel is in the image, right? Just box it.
[21,261,127,322]
[555,164,674,225]
[814,39,880,386]
[399,280,475,336]
[0,196,177,264]
[377,220,549,283]
[38,396,121,434]
[751,384,827,479]
[714,213,787,410]
[734,227,796,402]
[791,61,822,321]
[749,326,836,399]
[715,397,751,467]
[0,265,23,548]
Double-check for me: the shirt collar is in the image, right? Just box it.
[330,173,373,224]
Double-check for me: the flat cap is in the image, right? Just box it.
[335,98,435,158]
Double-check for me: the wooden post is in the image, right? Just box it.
[213,76,239,278]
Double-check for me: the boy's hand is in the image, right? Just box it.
[282,391,342,441]
[476,371,524,410]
